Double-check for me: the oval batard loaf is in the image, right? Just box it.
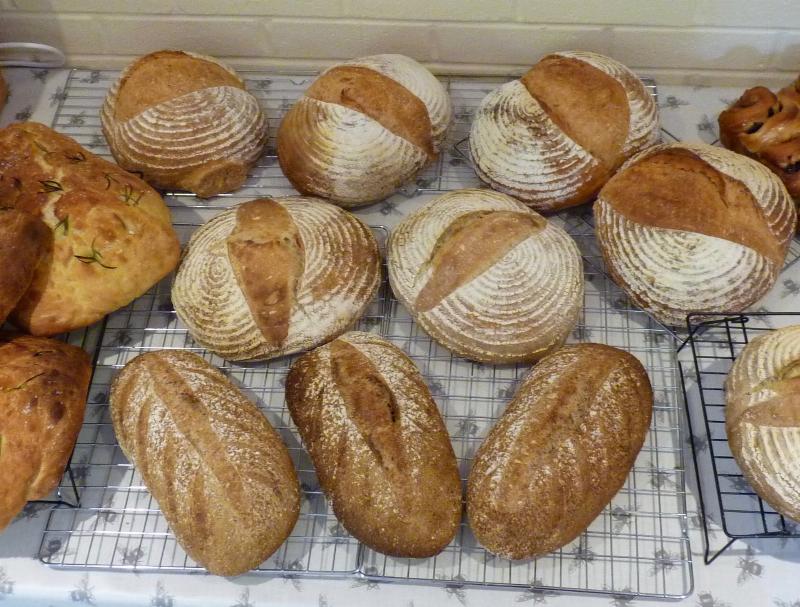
[110,350,301,576]
[277,54,452,207]
[467,343,653,559]
[594,142,796,326]
[101,50,268,197]
[387,188,583,364]
[285,331,461,557]
[0,334,91,531]
[726,325,800,522]
[469,51,660,213]
[0,122,180,336]
[172,196,381,361]
[0,208,50,326]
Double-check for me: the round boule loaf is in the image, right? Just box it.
[277,54,452,207]
[172,196,381,361]
[387,188,583,364]
[101,50,268,197]
[469,51,660,213]
[467,343,653,559]
[726,325,800,522]
[594,141,796,326]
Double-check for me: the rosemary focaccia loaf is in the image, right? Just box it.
[286,331,462,557]
[0,208,50,326]
[387,188,583,363]
[277,54,452,207]
[0,122,180,336]
[467,343,653,559]
[726,325,800,522]
[102,50,268,197]
[172,197,381,361]
[110,350,301,576]
[0,333,91,531]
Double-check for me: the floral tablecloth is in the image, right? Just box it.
[1,66,799,607]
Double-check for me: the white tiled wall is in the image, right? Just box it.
[1,0,798,85]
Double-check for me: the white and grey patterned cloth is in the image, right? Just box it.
[0,66,799,607]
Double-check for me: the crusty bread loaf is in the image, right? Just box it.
[172,196,381,361]
[0,208,50,326]
[387,188,583,363]
[595,142,796,326]
[719,77,800,201]
[467,343,653,559]
[110,350,301,576]
[101,50,268,197]
[285,331,462,557]
[0,122,180,336]
[0,334,91,531]
[469,51,660,213]
[726,325,800,522]
[277,54,452,207]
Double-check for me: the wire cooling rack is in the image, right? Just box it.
[680,312,800,564]
[38,69,692,600]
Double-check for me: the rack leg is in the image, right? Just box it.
[705,538,737,565]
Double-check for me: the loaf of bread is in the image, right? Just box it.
[0,122,180,336]
[0,334,91,531]
[285,331,461,557]
[0,208,50,326]
[101,50,268,197]
[277,54,452,207]
[469,51,660,213]
[110,350,301,576]
[172,196,381,361]
[467,343,653,559]
[595,142,796,326]
[387,188,583,363]
[719,76,800,201]
[726,325,800,522]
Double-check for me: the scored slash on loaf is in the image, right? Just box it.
[467,343,653,559]
[726,325,800,523]
[285,331,462,558]
[469,51,660,213]
[172,196,381,361]
[101,50,268,197]
[110,350,301,576]
[277,54,452,207]
[387,188,583,364]
[595,142,796,326]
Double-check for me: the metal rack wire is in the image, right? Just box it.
[680,312,800,564]
[38,69,692,600]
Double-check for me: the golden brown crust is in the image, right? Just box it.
[226,199,304,347]
[0,209,50,326]
[110,350,301,576]
[719,79,800,201]
[0,122,180,335]
[467,343,653,559]
[306,65,434,158]
[285,331,461,557]
[601,147,782,265]
[415,210,544,312]
[113,50,244,122]
[0,333,91,531]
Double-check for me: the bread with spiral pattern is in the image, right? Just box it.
[277,54,452,207]
[726,325,800,523]
[172,196,381,361]
[467,343,653,559]
[387,188,583,364]
[719,77,800,201]
[286,331,461,557]
[594,142,796,326]
[101,50,268,197]
[469,51,660,213]
[110,350,301,575]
